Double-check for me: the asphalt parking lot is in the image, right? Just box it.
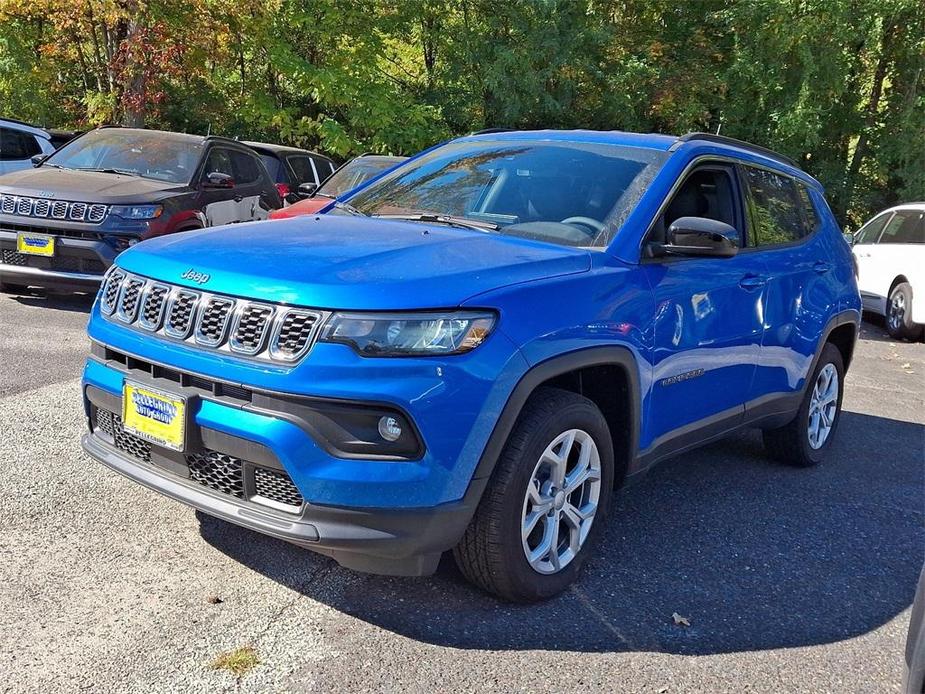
[0,289,922,693]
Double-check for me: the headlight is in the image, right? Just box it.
[110,204,163,220]
[320,311,496,356]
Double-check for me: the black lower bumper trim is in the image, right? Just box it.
[82,432,483,576]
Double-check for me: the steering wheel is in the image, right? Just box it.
[560,216,606,236]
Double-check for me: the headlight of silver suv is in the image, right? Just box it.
[320,311,496,357]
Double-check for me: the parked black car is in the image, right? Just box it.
[0,127,282,293]
[243,141,337,203]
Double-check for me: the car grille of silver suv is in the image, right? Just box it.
[100,270,325,364]
[0,194,108,223]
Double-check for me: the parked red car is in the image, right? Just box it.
[269,154,407,219]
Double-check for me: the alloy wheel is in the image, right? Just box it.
[807,363,839,450]
[888,292,906,332]
[521,429,602,574]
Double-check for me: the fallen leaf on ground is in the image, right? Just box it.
[672,612,690,627]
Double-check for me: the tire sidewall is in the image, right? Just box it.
[887,283,916,340]
[498,399,614,601]
[797,343,845,464]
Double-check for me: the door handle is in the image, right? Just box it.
[234,195,243,203]
[813,261,831,274]
[739,274,767,290]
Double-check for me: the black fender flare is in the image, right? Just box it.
[469,345,642,486]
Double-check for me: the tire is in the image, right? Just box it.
[453,387,614,602]
[763,342,845,467]
[886,282,923,341]
[0,281,29,294]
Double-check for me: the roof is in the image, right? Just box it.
[243,140,331,159]
[461,128,816,186]
[0,117,51,139]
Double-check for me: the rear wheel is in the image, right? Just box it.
[763,342,844,467]
[454,387,614,602]
[886,282,922,341]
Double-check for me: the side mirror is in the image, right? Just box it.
[651,217,739,258]
[31,154,47,167]
[298,182,318,196]
[203,172,235,189]
[842,231,855,246]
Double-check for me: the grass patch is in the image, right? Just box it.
[210,646,259,677]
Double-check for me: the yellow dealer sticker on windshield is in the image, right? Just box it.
[122,382,187,451]
[17,232,55,256]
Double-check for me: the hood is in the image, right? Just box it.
[0,167,187,203]
[117,215,592,309]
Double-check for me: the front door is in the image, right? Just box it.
[640,162,767,454]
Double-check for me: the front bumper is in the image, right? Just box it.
[0,225,113,290]
[82,431,480,576]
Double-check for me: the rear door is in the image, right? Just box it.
[739,164,837,409]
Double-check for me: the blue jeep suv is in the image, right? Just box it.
[80,130,861,601]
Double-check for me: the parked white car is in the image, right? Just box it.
[851,203,925,340]
[0,118,57,176]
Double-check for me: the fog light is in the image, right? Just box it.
[378,415,402,442]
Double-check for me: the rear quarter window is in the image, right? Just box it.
[0,127,42,160]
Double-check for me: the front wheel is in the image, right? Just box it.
[886,282,923,341]
[453,387,614,602]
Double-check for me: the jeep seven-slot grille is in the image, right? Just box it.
[0,194,107,224]
[93,406,303,510]
[102,270,325,363]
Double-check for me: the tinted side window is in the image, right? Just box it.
[315,157,335,179]
[879,210,924,244]
[854,212,891,244]
[743,167,804,246]
[796,184,819,235]
[0,127,41,160]
[287,156,317,185]
[650,166,741,246]
[258,153,283,183]
[230,150,262,185]
[202,148,234,179]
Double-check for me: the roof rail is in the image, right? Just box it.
[0,116,44,129]
[675,132,799,169]
[470,127,517,135]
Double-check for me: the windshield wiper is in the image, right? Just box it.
[78,167,140,176]
[372,213,499,232]
[331,200,367,216]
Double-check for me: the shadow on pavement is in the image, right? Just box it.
[199,410,924,655]
[10,289,95,313]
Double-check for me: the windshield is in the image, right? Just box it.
[346,139,667,247]
[44,129,204,184]
[319,157,407,198]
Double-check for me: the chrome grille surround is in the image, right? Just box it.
[195,296,236,347]
[165,289,200,339]
[137,283,171,331]
[0,194,108,224]
[116,276,145,323]
[101,271,326,364]
[100,268,126,315]
[229,303,275,355]
[269,309,323,362]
